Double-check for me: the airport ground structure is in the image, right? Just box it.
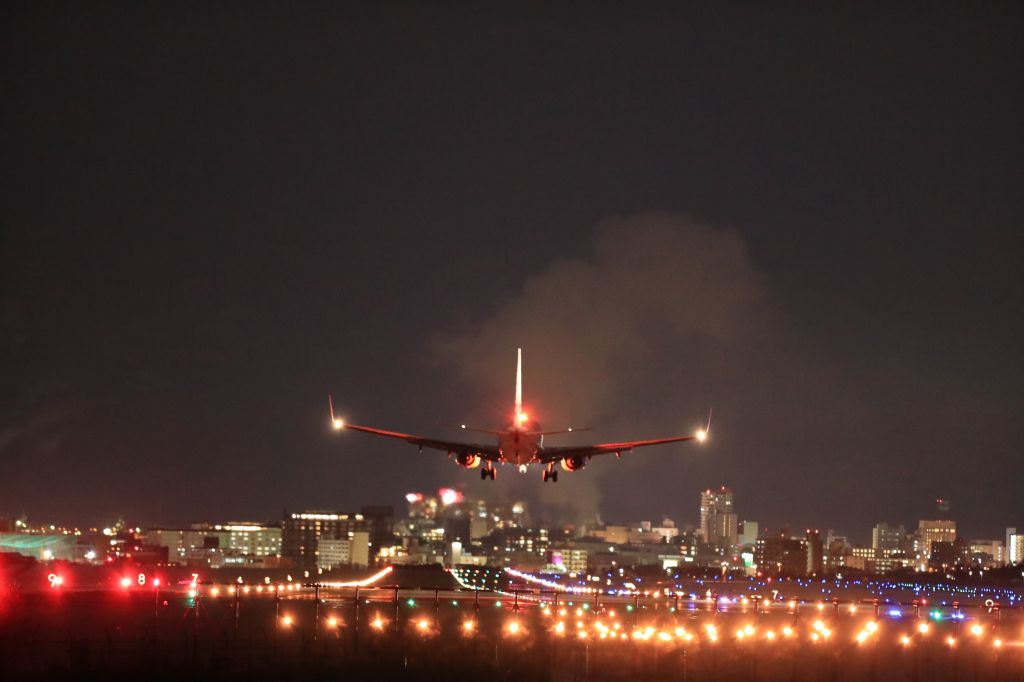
[1,564,1023,680]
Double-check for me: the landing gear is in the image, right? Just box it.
[542,466,558,482]
[480,466,496,480]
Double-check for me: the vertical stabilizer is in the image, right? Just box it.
[515,348,523,416]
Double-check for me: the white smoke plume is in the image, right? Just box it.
[431,212,769,522]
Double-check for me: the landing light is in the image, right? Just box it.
[517,412,529,424]
[332,418,345,430]
[696,430,707,442]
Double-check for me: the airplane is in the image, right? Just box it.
[329,348,710,482]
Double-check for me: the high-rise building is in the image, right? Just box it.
[212,523,282,557]
[282,511,367,569]
[1007,528,1024,565]
[755,534,807,576]
[872,523,905,554]
[700,487,737,549]
[805,529,824,575]
[738,521,759,547]
[969,540,1005,567]
[917,520,956,553]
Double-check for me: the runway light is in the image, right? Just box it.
[152,578,161,587]
[993,639,1002,648]
[766,630,776,640]
[918,623,930,635]
[210,587,219,597]
[970,624,984,637]
[946,636,956,647]
[417,618,431,632]
[281,615,293,627]
[120,577,132,589]
[900,635,911,646]
[811,632,820,642]
[782,626,794,637]
[554,621,566,634]
[327,617,339,628]
[865,621,878,633]
[462,620,475,634]
[813,620,825,632]
[371,616,384,631]
[507,620,520,636]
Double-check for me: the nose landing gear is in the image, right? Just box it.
[480,466,496,480]
[542,465,558,482]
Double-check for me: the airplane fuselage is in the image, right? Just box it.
[497,426,541,465]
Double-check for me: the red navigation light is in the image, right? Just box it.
[438,488,462,505]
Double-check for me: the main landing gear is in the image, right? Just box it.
[480,466,496,480]
[542,465,558,482]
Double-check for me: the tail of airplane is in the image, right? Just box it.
[514,347,523,417]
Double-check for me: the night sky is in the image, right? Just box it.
[3,4,1021,541]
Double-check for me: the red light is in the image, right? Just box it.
[120,577,132,589]
[152,578,161,587]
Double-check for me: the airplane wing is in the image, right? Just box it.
[329,395,502,460]
[536,434,700,463]
[335,422,504,461]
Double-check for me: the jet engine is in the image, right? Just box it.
[561,455,587,472]
[455,452,481,469]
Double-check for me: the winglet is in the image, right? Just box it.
[696,407,712,442]
[328,394,344,430]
